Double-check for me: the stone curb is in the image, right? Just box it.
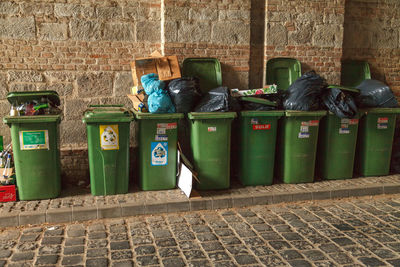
[1,181,400,228]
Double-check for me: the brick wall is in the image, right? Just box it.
[163,0,251,89]
[265,0,345,84]
[342,0,400,94]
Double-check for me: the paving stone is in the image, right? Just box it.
[214,261,238,267]
[207,251,231,261]
[358,257,386,266]
[183,249,206,260]
[288,259,312,267]
[328,252,354,265]
[0,250,12,258]
[61,255,83,265]
[88,231,107,239]
[234,254,258,265]
[136,255,159,265]
[269,240,292,250]
[38,245,61,255]
[159,247,180,258]
[196,233,217,242]
[65,237,85,246]
[44,228,64,236]
[63,245,84,255]
[302,250,327,261]
[387,259,400,266]
[111,250,133,260]
[110,241,130,250]
[135,245,155,256]
[19,234,40,242]
[201,241,224,251]
[280,249,304,260]
[35,255,59,265]
[111,260,133,267]
[259,255,287,266]
[86,258,108,267]
[373,248,397,259]
[41,236,63,245]
[162,257,185,267]
[10,252,34,262]
[188,259,212,267]
[225,244,250,255]
[16,242,37,251]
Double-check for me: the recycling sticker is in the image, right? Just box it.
[151,142,168,166]
[100,125,119,150]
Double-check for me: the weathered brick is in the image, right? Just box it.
[39,23,68,41]
[70,19,102,41]
[104,23,135,41]
[76,72,113,98]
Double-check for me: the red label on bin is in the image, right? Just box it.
[253,124,271,130]
[309,120,319,126]
[378,117,388,123]
[349,119,359,125]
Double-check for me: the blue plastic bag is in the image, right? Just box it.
[141,73,176,113]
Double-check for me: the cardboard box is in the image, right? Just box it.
[130,51,181,91]
[0,185,16,202]
[127,94,147,112]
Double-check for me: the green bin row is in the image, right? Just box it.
[6,103,400,201]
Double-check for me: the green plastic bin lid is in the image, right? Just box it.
[188,112,237,120]
[326,111,362,119]
[240,110,284,117]
[239,96,278,107]
[266,58,302,91]
[3,115,61,124]
[341,60,371,87]
[6,90,60,106]
[182,58,222,94]
[328,85,360,94]
[285,110,327,117]
[133,110,184,120]
[361,108,400,115]
[83,105,132,123]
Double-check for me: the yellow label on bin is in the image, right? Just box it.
[100,125,119,150]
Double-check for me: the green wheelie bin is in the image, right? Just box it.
[317,112,361,180]
[237,110,284,186]
[355,108,400,176]
[341,60,371,87]
[276,110,327,184]
[134,111,183,191]
[82,105,132,196]
[3,91,62,200]
[188,112,237,190]
[316,85,361,180]
[266,58,302,90]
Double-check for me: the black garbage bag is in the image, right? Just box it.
[241,102,276,111]
[167,77,201,113]
[322,87,358,118]
[283,71,328,111]
[356,79,398,108]
[194,86,240,112]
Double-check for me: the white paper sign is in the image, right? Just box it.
[177,163,193,198]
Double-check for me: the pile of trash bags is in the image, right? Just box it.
[281,71,398,118]
[142,69,398,117]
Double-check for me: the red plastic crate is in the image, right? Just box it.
[0,185,16,202]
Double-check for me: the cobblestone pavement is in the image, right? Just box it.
[2,175,400,227]
[2,195,400,266]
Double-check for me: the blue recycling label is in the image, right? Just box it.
[151,142,168,166]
